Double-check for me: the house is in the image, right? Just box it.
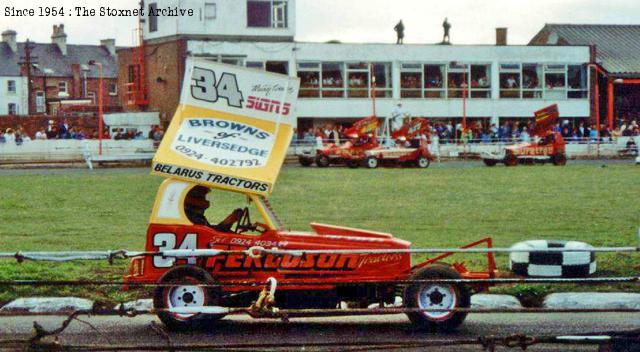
[0,25,120,116]
[0,30,28,115]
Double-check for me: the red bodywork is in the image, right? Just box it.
[506,105,566,158]
[484,105,567,166]
[315,116,380,165]
[126,222,496,294]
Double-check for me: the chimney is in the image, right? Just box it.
[496,28,508,46]
[51,24,67,56]
[2,30,17,53]
[100,39,116,57]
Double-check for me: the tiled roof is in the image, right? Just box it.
[0,42,117,78]
[530,24,640,75]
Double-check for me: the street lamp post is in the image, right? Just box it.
[462,71,467,133]
[88,60,104,155]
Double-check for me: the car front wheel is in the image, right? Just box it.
[552,153,567,166]
[153,266,225,331]
[416,156,430,169]
[404,264,470,332]
[316,155,330,168]
[365,156,379,169]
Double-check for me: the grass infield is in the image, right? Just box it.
[0,163,638,305]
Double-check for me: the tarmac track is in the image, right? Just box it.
[0,313,638,351]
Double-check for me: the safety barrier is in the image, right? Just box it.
[0,140,155,164]
[0,232,638,351]
[290,136,640,159]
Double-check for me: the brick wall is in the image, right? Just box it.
[118,39,187,126]
[29,75,119,115]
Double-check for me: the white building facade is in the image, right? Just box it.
[140,0,592,128]
[0,77,28,115]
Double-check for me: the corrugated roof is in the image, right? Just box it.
[530,24,640,75]
[0,42,117,78]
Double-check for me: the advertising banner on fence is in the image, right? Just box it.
[152,58,300,195]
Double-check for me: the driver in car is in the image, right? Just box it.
[184,186,244,232]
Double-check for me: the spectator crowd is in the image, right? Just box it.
[296,117,640,146]
[0,119,166,146]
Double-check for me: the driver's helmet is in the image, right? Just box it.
[184,186,210,224]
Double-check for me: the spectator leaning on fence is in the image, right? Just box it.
[35,127,47,140]
[4,129,15,143]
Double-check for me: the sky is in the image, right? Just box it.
[1,0,639,46]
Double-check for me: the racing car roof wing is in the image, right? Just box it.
[531,104,560,137]
[151,59,300,196]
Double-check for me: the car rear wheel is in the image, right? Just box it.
[365,156,379,169]
[504,153,518,167]
[483,159,498,167]
[299,156,313,167]
[153,266,224,331]
[552,153,567,166]
[316,155,330,168]
[404,264,470,332]
[416,156,430,169]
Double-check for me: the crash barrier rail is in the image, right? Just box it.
[0,139,156,164]
[290,136,640,159]
[1,236,638,351]
[292,136,638,146]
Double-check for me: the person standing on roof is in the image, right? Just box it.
[394,20,405,44]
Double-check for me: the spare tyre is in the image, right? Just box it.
[509,240,596,278]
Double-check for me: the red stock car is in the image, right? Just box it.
[482,104,567,167]
[298,116,380,168]
[125,179,497,332]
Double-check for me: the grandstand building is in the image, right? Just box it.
[119,0,593,132]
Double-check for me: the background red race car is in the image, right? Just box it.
[298,116,380,168]
[482,105,567,167]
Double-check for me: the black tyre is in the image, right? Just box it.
[416,156,431,169]
[316,154,330,168]
[483,159,498,167]
[504,153,518,167]
[552,153,567,166]
[346,159,360,169]
[299,156,313,167]
[404,264,470,332]
[365,156,379,169]
[153,266,224,331]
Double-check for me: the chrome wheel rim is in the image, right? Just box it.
[167,285,206,320]
[417,284,456,320]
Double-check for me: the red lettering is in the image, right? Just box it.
[316,254,338,269]
[225,254,244,268]
[243,255,262,269]
[280,255,301,269]
[264,254,281,269]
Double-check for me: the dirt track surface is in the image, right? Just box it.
[0,313,638,351]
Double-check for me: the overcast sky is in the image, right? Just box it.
[1,0,638,46]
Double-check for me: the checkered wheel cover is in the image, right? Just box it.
[509,240,596,277]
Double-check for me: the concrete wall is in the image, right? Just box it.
[0,140,155,163]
